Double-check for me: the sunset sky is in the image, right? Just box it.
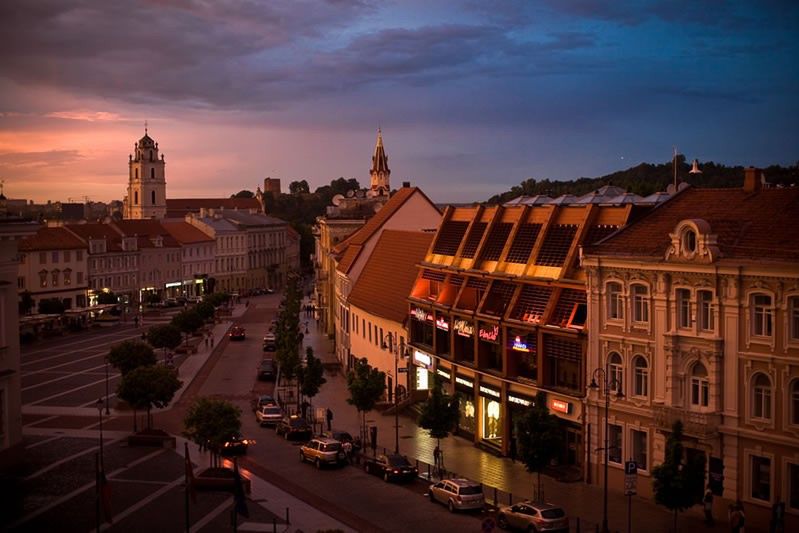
[1,0,797,204]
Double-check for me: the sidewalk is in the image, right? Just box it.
[300,312,728,533]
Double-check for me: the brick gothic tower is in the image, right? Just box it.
[125,124,166,219]
[370,128,390,195]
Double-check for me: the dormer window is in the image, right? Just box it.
[682,228,697,255]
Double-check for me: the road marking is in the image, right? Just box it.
[99,476,185,531]
[191,496,234,533]
[24,415,60,428]
[21,329,142,358]
[9,448,167,529]
[27,374,116,405]
[21,333,142,367]
[24,436,124,481]
[24,435,62,449]
[22,362,112,392]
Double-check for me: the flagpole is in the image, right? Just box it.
[184,442,190,533]
[95,452,101,533]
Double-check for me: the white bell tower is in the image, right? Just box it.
[124,122,167,219]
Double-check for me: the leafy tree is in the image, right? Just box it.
[96,291,118,305]
[171,309,204,346]
[274,276,302,385]
[417,374,459,468]
[19,290,34,315]
[108,340,157,376]
[653,420,707,532]
[346,358,386,446]
[117,365,182,431]
[231,190,254,198]
[37,298,65,315]
[146,324,182,361]
[298,346,326,409]
[204,292,229,308]
[183,397,242,466]
[195,301,216,321]
[289,180,310,195]
[516,392,563,502]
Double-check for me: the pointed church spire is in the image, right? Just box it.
[371,128,390,177]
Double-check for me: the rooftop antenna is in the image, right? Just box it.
[144,120,148,135]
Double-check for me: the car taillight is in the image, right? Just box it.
[393,469,399,474]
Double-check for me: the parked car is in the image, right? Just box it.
[255,404,283,427]
[251,394,276,411]
[164,298,179,307]
[496,501,569,532]
[265,288,275,294]
[219,433,251,456]
[262,333,276,352]
[364,453,418,482]
[299,437,347,469]
[229,326,246,340]
[175,296,188,305]
[428,478,485,512]
[257,359,275,381]
[275,415,312,441]
[322,430,360,452]
[187,295,203,304]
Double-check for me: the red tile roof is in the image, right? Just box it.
[160,220,214,244]
[19,226,87,251]
[112,220,180,247]
[590,187,799,262]
[65,223,125,251]
[334,187,439,274]
[348,230,434,323]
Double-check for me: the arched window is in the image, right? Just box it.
[607,352,623,393]
[750,293,773,337]
[631,284,649,323]
[690,363,709,407]
[632,356,648,397]
[789,296,799,341]
[134,191,138,205]
[151,190,156,205]
[791,380,799,426]
[607,282,623,320]
[150,167,155,179]
[149,150,153,161]
[751,373,772,420]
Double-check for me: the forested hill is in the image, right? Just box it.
[486,158,799,204]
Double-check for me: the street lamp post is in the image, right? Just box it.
[104,357,110,415]
[589,368,624,533]
[382,333,407,455]
[95,398,105,470]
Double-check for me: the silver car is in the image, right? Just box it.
[299,437,346,468]
[497,501,569,532]
[428,478,484,512]
[255,405,282,426]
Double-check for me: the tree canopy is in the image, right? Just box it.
[516,392,563,501]
[108,340,157,376]
[171,309,204,336]
[346,358,385,443]
[418,374,459,441]
[117,365,182,429]
[195,301,216,321]
[231,190,254,198]
[37,298,65,315]
[298,346,326,402]
[147,324,182,353]
[96,291,118,305]
[653,420,707,531]
[183,396,242,463]
[19,291,34,315]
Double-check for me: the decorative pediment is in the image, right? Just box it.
[665,219,720,264]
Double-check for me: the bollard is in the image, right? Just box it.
[575,517,580,533]
[273,518,277,533]
[286,507,290,525]
[428,463,431,479]
[494,487,498,507]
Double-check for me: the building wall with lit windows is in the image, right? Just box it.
[406,188,657,468]
[582,170,799,532]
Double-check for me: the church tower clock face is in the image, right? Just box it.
[125,123,167,220]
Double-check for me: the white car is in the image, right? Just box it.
[428,478,485,512]
[255,405,282,426]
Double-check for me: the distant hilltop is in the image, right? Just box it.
[487,157,799,204]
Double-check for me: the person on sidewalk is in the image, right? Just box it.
[210,334,214,348]
[204,336,209,349]
[326,408,333,431]
[703,486,714,526]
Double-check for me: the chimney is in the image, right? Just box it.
[402,181,411,188]
[743,167,764,193]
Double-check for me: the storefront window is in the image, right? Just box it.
[789,463,799,511]
[435,316,450,357]
[608,424,622,464]
[478,323,502,372]
[458,393,476,435]
[410,316,433,347]
[482,397,502,447]
[631,429,647,470]
[415,367,430,391]
[453,321,475,363]
[508,330,537,381]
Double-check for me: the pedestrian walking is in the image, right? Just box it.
[326,408,333,431]
[730,501,745,533]
[204,336,209,349]
[434,445,441,469]
[703,486,714,526]
[134,315,139,328]
[210,334,214,348]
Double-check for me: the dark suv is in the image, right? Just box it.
[275,415,312,441]
[257,359,275,381]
